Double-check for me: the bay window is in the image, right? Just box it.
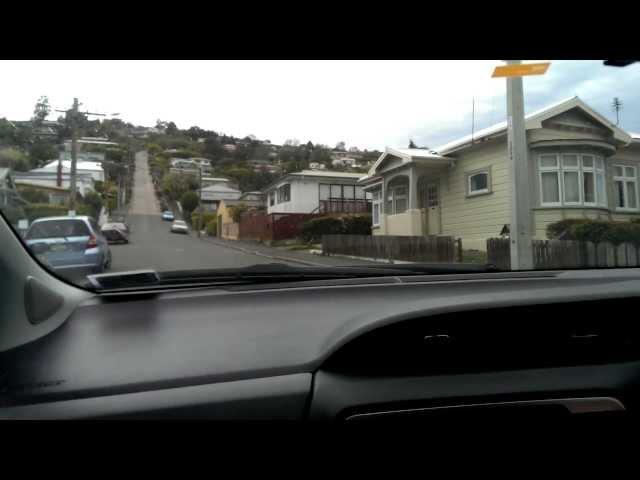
[539,153,606,207]
[613,165,638,210]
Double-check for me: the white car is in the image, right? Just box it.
[170,220,189,234]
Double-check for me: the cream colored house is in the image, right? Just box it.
[359,96,640,251]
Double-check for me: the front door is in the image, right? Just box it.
[426,182,441,234]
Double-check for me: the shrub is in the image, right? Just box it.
[24,203,90,222]
[228,203,249,223]
[146,143,163,155]
[343,214,372,235]
[191,211,217,230]
[180,191,200,217]
[206,219,217,237]
[569,220,610,245]
[82,191,104,220]
[301,216,345,242]
[546,218,591,240]
[18,187,49,204]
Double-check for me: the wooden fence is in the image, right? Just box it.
[322,235,462,263]
[239,212,321,242]
[487,237,640,270]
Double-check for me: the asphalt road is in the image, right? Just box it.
[110,151,299,273]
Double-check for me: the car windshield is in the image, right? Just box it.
[1,60,639,289]
[26,219,90,239]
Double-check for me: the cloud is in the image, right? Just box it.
[1,60,638,150]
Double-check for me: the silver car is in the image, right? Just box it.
[170,220,189,234]
[25,216,112,274]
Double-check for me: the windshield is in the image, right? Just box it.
[25,219,90,239]
[1,60,639,289]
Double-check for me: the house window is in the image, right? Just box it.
[372,190,382,226]
[538,153,607,207]
[467,170,490,196]
[613,164,638,210]
[277,184,291,203]
[386,176,409,215]
[269,191,275,206]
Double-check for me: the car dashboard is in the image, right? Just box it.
[2,268,640,421]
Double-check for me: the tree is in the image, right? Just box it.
[228,203,249,223]
[408,139,417,149]
[186,126,207,141]
[335,141,346,151]
[29,140,59,167]
[162,172,197,201]
[32,96,51,126]
[180,191,199,217]
[0,148,30,171]
[165,121,178,135]
[82,191,104,220]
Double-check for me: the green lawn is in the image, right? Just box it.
[462,249,488,264]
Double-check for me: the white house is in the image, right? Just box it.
[12,171,96,197]
[263,170,370,215]
[331,157,358,168]
[309,162,327,170]
[34,159,105,183]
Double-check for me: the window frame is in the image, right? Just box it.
[466,168,491,197]
[613,164,639,211]
[386,177,410,216]
[371,189,382,226]
[538,153,608,208]
[277,184,291,203]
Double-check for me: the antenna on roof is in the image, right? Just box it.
[471,97,475,144]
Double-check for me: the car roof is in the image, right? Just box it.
[30,216,92,224]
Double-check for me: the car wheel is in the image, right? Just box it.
[104,253,112,270]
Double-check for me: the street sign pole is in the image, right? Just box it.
[505,60,534,270]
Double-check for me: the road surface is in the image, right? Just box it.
[110,151,300,272]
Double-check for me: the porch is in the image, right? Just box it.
[362,148,454,237]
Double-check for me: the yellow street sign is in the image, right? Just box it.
[492,62,551,78]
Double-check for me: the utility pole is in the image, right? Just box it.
[69,98,79,212]
[505,60,534,270]
[55,99,119,214]
[197,165,203,237]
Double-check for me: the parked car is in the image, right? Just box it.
[101,223,130,244]
[162,210,175,221]
[24,216,112,274]
[170,220,189,234]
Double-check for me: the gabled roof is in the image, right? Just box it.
[201,183,241,193]
[433,96,632,155]
[366,146,453,177]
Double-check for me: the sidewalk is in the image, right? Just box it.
[198,235,380,267]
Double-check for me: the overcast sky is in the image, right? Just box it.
[2,60,639,151]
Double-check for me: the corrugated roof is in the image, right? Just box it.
[290,170,364,179]
[39,160,104,172]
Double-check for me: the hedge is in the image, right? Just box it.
[301,214,372,242]
[24,203,90,222]
[191,211,217,229]
[546,218,591,239]
[206,219,218,237]
[547,218,640,246]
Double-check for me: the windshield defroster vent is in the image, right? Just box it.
[87,270,160,290]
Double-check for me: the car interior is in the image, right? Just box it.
[1,209,639,422]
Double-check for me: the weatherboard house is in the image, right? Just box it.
[358,96,640,251]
